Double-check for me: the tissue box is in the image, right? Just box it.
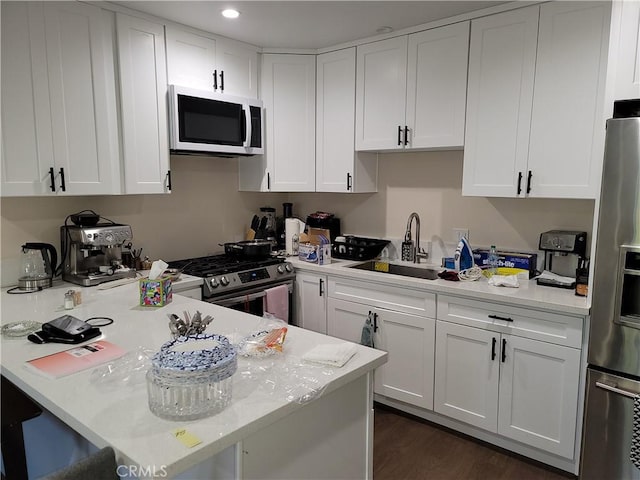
[140,276,173,307]
[298,228,332,265]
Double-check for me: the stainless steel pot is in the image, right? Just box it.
[224,240,272,258]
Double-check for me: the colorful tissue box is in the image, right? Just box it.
[139,276,172,307]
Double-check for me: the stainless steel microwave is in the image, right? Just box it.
[168,85,264,156]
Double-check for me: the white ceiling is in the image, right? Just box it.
[114,1,508,49]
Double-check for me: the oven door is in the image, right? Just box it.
[208,280,293,323]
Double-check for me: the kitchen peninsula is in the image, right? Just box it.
[0,281,386,479]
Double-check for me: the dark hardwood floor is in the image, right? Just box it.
[373,404,576,480]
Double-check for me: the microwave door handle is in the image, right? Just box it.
[243,103,252,149]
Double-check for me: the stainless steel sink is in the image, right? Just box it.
[348,260,440,280]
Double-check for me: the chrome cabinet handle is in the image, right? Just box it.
[595,381,640,399]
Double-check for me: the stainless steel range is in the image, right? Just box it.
[168,254,295,321]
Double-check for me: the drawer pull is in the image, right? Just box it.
[491,337,497,361]
[488,314,513,322]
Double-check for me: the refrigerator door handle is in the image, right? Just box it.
[596,381,640,399]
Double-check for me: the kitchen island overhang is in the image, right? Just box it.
[0,282,387,479]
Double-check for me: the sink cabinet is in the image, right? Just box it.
[1,1,120,196]
[434,295,582,459]
[326,277,436,410]
[462,2,612,199]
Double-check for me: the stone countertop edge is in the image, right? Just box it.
[287,257,591,317]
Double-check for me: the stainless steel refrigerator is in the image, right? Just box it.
[581,99,640,479]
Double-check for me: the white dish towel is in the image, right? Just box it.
[302,343,358,368]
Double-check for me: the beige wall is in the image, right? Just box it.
[1,150,594,286]
[290,150,595,252]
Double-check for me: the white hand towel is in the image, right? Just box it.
[302,343,358,368]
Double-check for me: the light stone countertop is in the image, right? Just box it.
[287,256,591,317]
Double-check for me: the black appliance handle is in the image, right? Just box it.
[22,242,58,277]
[488,314,513,322]
[526,170,532,194]
[491,337,497,361]
[48,167,56,192]
[517,171,523,195]
[59,167,66,192]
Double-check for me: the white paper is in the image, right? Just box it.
[302,343,358,367]
[149,259,168,280]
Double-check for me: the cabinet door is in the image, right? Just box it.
[216,39,258,98]
[294,272,327,333]
[1,2,54,196]
[527,2,611,199]
[498,334,580,459]
[406,22,469,149]
[610,0,640,101]
[434,321,499,431]
[261,54,316,192]
[316,48,356,193]
[355,36,408,151]
[116,13,170,194]
[44,1,120,195]
[375,308,435,410]
[165,27,216,91]
[327,298,370,343]
[462,6,539,197]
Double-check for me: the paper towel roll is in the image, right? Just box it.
[285,218,302,256]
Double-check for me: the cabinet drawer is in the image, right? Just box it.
[437,295,583,348]
[328,277,435,318]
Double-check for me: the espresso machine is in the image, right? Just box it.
[61,223,136,286]
[537,230,587,288]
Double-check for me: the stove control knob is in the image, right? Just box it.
[220,276,230,286]
[277,265,285,274]
[284,264,293,273]
[210,278,219,288]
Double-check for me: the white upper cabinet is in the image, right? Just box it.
[165,26,258,97]
[1,1,120,196]
[462,6,539,198]
[316,48,377,193]
[355,36,408,151]
[256,54,316,192]
[463,2,612,199]
[527,2,611,199]
[609,0,640,101]
[355,22,469,152]
[116,13,170,194]
[406,22,469,149]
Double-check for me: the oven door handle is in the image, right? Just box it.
[214,283,293,307]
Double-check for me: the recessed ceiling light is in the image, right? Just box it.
[376,26,393,34]
[222,9,240,19]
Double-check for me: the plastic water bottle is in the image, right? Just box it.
[487,245,499,276]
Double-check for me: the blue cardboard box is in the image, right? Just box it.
[473,249,537,279]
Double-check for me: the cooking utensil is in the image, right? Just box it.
[224,240,272,258]
[251,215,260,231]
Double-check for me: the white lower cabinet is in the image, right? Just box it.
[434,296,582,459]
[294,272,327,333]
[326,278,435,410]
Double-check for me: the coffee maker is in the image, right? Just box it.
[61,223,136,286]
[537,230,587,288]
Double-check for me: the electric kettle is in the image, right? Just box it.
[18,243,57,290]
